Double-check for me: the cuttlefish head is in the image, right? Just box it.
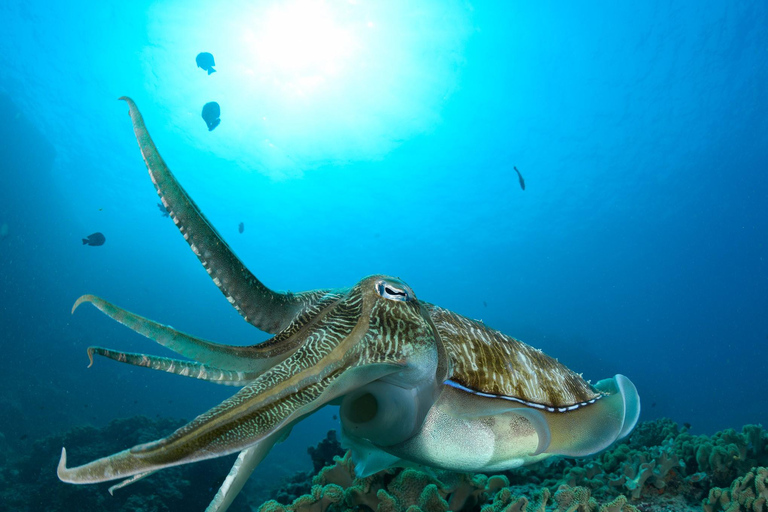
[333,276,450,448]
[311,273,447,417]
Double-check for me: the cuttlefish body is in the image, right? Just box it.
[58,98,640,511]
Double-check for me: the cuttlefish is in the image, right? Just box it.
[58,98,640,511]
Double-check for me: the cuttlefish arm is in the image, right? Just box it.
[59,276,444,486]
[85,346,255,386]
[205,444,272,512]
[58,341,404,484]
[120,96,315,334]
[71,293,344,375]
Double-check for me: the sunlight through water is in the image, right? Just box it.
[245,0,356,94]
[144,0,474,178]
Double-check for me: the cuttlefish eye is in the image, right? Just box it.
[375,279,413,302]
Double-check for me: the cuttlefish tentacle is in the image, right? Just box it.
[73,294,293,373]
[58,359,359,483]
[204,444,272,512]
[57,356,408,484]
[59,277,440,484]
[119,96,312,334]
[107,470,156,495]
[86,347,254,386]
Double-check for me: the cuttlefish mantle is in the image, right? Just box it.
[57,97,640,511]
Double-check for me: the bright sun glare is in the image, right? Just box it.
[149,0,472,176]
[244,1,357,96]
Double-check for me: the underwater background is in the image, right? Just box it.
[0,0,767,510]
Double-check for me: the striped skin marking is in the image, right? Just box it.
[86,347,252,386]
[444,379,602,413]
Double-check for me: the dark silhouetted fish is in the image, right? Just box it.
[514,166,526,191]
[238,222,244,234]
[202,102,221,131]
[196,52,216,74]
[82,232,106,246]
[157,202,170,217]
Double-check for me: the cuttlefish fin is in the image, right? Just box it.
[120,96,312,334]
[543,374,640,457]
[512,409,552,456]
[73,294,288,374]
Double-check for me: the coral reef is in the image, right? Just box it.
[308,430,347,474]
[257,452,637,512]
[2,417,766,511]
[702,466,768,512]
[0,416,251,512]
[270,469,315,505]
[268,429,347,505]
[254,420,768,512]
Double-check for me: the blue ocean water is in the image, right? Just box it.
[0,0,766,504]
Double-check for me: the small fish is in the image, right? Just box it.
[0,222,8,240]
[202,102,221,131]
[483,301,487,307]
[238,222,244,234]
[196,52,216,74]
[332,414,338,421]
[82,232,106,246]
[157,202,170,218]
[513,166,526,191]
[683,422,692,430]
